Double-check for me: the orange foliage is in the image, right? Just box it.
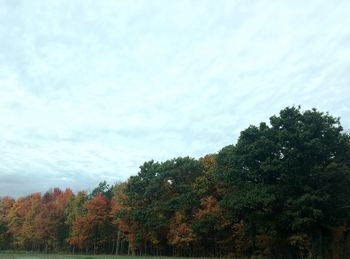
[194,196,220,219]
[6,193,41,248]
[167,211,195,248]
[68,194,112,250]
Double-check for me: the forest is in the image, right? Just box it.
[1,107,350,259]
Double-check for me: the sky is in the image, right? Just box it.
[0,0,350,197]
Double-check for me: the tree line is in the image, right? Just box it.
[1,107,350,258]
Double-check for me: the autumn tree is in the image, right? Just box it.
[6,193,42,250]
[34,188,73,252]
[0,196,15,249]
[68,194,113,253]
[1,106,349,258]
[168,211,195,256]
[65,191,87,233]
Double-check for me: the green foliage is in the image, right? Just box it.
[216,106,350,257]
[90,181,113,200]
[1,106,350,258]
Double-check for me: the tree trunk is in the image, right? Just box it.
[116,230,121,255]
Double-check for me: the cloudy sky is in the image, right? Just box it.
[0,0,349,197]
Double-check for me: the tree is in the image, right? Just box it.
[1,106,349,258]
[118,157,203,256]
[216,106,350,258]
[167,211,195,256]
[68,194,113,253]
[6,193,42,250]
[0,196,15,249]
[111,184,135,255]
[90,181,113,200]
[65,191,88,230]
[34,188,73,252]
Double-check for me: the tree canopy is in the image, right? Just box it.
[1,106,350,258]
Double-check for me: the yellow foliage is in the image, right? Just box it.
[167,211,195,248]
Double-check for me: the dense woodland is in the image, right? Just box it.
[1,107,350,259]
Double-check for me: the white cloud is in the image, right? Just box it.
[0,0,349,196]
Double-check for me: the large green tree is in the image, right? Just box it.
[120,157,203,256]
[216,107,350,258]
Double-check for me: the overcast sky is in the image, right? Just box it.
[0,0,349,197]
